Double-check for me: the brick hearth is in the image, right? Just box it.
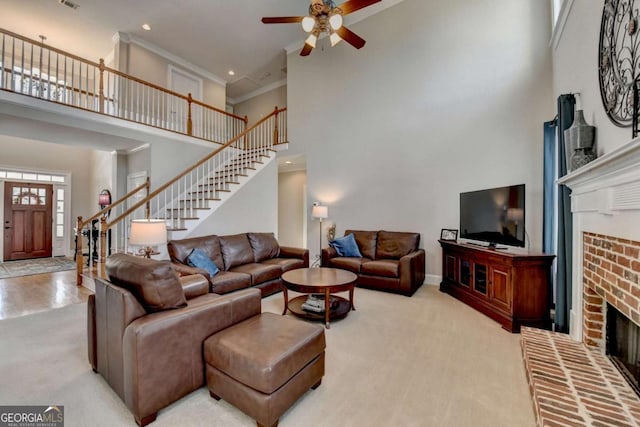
[521,327,640,426]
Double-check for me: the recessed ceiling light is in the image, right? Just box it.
[142,24,151,31]
[228,70,235,76]
[285,161,292,164]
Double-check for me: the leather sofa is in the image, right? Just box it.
[88,254,265,426]
[321,230,425,296]
[88,253,324,427]
[167,232,308,296]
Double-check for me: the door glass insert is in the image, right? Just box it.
[474,264,487,294]
[460,260,471,287]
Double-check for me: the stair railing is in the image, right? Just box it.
[84,107,286,282]
[75,178,150,285]
[0,28,247,143]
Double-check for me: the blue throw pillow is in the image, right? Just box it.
[329,234,362,257]
[187,248,220,277]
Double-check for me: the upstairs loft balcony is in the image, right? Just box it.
[0,28,263,150]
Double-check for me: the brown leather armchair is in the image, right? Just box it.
[322,230,426,296]
[87,254,263,426]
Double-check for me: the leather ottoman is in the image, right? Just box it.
[204,313,325,427]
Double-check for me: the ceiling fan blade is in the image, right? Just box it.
[300,44,314,56]
[337,0,382,15]
[337,26,366,49]
[261,16,305,24]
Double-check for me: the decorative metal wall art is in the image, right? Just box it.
[599,0,640,127]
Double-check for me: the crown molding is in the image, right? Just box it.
[112,32,227,87]
[228,79,287,105]
[126,143,150,154]
[285,0,407,54]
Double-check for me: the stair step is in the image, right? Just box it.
[189,189,231,195]
[168,207,210,211]
[167,227,188,232]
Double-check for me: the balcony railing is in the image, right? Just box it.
[0,28,247,143]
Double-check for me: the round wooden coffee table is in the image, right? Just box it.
[281,267,357,329]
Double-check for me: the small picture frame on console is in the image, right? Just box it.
[440,229,458,241]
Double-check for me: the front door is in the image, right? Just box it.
[3,181,53,260]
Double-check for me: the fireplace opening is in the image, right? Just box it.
[606,303,640,396]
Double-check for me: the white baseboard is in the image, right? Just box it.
[424,274,441,286]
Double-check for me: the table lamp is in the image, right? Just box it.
[129,219,167,258]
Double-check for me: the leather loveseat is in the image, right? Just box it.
[167,232,308,296]
[321,230,425,296]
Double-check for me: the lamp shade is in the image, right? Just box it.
[301,16,315,32]
[129,219,167,246]
[311,205,328,219]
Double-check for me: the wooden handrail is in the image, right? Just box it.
[78,178,150,231]
[0,28,101,67]
[75,178,150,284]
[105,107,286,228]
[0,28,247,124]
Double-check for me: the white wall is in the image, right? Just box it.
[234,85,287,126]
[552,1,631,153]
[189,160,278,237]
[90,150,115,213]
[278,170,306,247]
[287,0,553,275]
[124,43,226,110]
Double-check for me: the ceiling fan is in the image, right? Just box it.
[262,0,382,56]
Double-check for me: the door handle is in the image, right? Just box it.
[4,227,12,229]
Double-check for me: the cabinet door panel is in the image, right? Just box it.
[490,266,512,312]
[459,258,471,287]
[445,255,457,282]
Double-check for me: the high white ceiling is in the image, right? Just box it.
[1,0,402,101]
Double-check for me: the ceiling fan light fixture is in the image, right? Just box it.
[330,31,342,47]
[301,16,316,32]
[305,33,318,48]
[329,13,343,30]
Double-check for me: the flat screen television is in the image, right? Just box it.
[459,184,525,248]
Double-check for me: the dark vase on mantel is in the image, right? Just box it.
[564,109,596,173]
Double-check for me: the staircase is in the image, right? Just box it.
[0,28,288,284]
[76,107,287,284]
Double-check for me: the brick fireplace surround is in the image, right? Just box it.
[521,137,640,426]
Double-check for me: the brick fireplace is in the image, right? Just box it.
[582,232,640,350]
[558,137,640,346]
[520,138,640,426]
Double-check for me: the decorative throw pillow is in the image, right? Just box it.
[187,248,220,277]
[329,234,363,257]
[106,253,187,313]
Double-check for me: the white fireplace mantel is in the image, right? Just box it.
[558,136,640,341]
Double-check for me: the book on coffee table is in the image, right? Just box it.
[301,294,338,313]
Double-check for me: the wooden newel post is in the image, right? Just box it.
[99,217,107,278]
[187,93,193,136]
[273,106,279,145]
[99,59,105,114]
[76,216,84,286]
[145,176,151,219]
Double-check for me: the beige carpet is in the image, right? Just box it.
[0,285,535,427]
